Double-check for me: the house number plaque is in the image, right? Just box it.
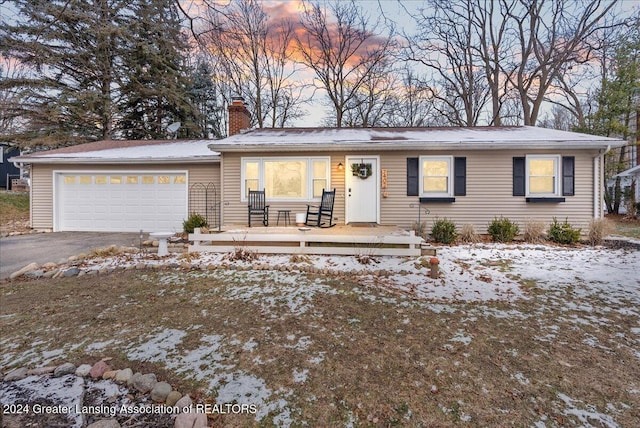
[381,169,388,198]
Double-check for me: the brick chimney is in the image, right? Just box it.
[228,96,251,136]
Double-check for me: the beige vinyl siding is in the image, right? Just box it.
[30,162,219,230]
[222,152,347,226]
[380,150,598,232]
[31,164,54,229]
[223,150,598,233]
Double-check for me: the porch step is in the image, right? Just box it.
[420,243,437,256]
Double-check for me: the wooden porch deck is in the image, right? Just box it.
[189,225,435,257]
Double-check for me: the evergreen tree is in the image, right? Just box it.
[578,22,639,214]
[117,0,201,140]
[0,0,203,146]
[0,0,128,147]
[189,61,224,139]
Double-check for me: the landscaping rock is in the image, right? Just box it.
[9,262,39,279]
[114,368,133,384]
[174,412,207,428]
[150,381,172,402]
[75,364,92,377]
[53,362,76,377]
[102,370,118,380]
[42,262,57,269]
[166,391,182,407]
[27,366,56,376]
[89,361,111,379]
[132,373,157,394]
[24,269,45,279]
[3,367,28,381]
[174,394,192,410]
[63,267,81,277]
[86,419,121,428]
[43,269,59,278]
[127,372,141,389]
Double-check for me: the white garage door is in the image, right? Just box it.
[56,172,187,232]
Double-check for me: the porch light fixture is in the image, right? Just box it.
[337,162,344,171]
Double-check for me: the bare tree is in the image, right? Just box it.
[385,67,438,127]
[405,0,490,126]
[505,0,620,126]
[342,57,398,127]
[200,0,306,129]
[469,0,518,126]
[296,0,395,127]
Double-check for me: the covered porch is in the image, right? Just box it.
[189,225,435,257]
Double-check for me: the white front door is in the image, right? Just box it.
[345,156,379,223]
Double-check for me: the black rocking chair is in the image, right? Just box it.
[248,189,269,227]
[305,188,336,227]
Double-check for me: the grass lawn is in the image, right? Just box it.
[606,214,640,240]
[0,191,29,223]
[0,191,30,235]
[1,249,639,426]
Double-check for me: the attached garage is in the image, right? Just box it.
[11,140,220,232]
[55,171,188,232]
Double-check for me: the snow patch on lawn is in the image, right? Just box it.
[125,328,295,425]
[217,271,338,315]
[0,375,85,427]
[449,330,472,346]
[79,242,639,305]
[557,392,618,427]
[293,368,309,383]
[213,371,293,426]
[126,328,187,362]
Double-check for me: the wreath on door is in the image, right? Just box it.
[351,162,372,179]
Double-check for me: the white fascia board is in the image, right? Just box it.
[209,140,626,152]
[9,156,220,164]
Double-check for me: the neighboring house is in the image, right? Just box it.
[10,140,219,232]
[10,99,626,233]
[1,144,21,189]
[616,164,640,213]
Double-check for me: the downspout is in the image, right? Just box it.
[594,145,611,218]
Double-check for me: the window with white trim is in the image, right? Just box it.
[419,156,453,197]
[526,155,560,196]
[241,157,330,201]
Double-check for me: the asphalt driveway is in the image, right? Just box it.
[0,232,141,279]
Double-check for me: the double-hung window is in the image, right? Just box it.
[526,155,561,197]
[419,156,453,197]
[242,157,330,201]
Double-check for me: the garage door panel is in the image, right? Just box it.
[57,172,187,232]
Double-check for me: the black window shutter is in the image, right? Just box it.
[513,157,525,196]
[562,156,575,196]
[454,157,466,196]
[407,157,419,196]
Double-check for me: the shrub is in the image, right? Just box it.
[411,221,428,239]
[225,246,256,262]
[548,217,581,245]
[523,219,546,243]
[431,217,458,244]
[487,217,519,242]
[459,224,480,243]
[587,218,612,246]
[183,213,209,233]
